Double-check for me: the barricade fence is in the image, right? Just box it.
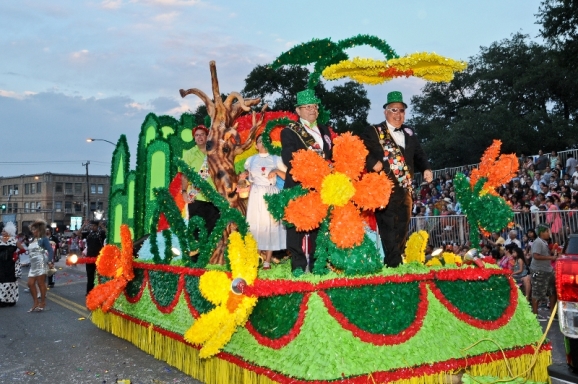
[413,148,578,185]
[408,209,578,248]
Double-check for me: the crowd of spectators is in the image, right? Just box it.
[411,149,578,234]
[410,149,578,257]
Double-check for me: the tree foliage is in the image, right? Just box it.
[242,65,369,133]
[408,33,578,169]
[537,0,578,119]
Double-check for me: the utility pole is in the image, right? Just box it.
[83,161,90,220]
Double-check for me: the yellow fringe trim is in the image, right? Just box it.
[92,310,551,384]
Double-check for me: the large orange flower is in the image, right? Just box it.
[285,132,393,248]
[86,224,134,313]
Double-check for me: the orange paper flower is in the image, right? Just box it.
[330,203,366,248]
[332,132,368,180]
[86,224,134,312]
[284,134,393,248]
[285,192,326,231]
[290,149,331,190]
[469,140,518,195]
[352,172,393,210]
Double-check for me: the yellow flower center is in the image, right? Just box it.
[320,172,355,207]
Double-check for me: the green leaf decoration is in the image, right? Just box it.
[262,117,293,156]
[434,275,512,321]
[336,34,399,60]
[454,173,514,249]
[272,34,401,90]
[271,38,347,70]
[148,271,179,307]
[326,282,420,334]
[248,293,304,339]
[263,185,309,224]
[314,218,383,276]
[184,275,215,315]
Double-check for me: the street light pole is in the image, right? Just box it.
[83,161,90,220]
[86,138,116,146]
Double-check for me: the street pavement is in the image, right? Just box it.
[0,257,570,383]
[0,257,201,384]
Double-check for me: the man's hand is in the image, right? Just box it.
[423,169,433,183]
[373,162,383,172]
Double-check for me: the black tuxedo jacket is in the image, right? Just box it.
[359,121,430,181]
[281,122,333,189]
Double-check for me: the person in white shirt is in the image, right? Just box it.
[566,154,577,176]
[504,229,521,248]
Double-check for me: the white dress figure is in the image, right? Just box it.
[242,136,287,269]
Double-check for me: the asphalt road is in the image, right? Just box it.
[0,258,201,384]
[0,258,570,384]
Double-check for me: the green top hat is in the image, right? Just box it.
[382,91,408,109]
[295,89,321,107]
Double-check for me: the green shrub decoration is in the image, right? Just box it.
[434,275,511,321]
[148,271,179,307]
[326,282,420,335]
[248,293,304,339]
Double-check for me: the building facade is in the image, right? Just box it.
[0,172,110,234]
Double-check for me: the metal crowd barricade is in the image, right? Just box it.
[408,209,578,247]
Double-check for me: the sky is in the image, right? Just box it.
[0,0,544,177]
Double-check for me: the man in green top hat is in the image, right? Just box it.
[281,89,333,276]
[359,91,433,268]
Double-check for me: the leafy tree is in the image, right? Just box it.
[242,65,369,132]
[242,65,311,111]
[537,0,578,120]
[408,33,578,169]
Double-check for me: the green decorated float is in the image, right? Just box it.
[83,36,551,384]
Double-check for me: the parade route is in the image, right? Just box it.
[0,258,201,384]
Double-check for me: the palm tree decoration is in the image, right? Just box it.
[454,140,518,248]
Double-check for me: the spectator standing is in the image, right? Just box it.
[534,150,548,171]
[27,220,54,312]
[531,172,542,193]
[0,222,26,307]
[566,154,577,176]
[530,225,558,321]
[68,233,80,256]
[545,196,563,245]
[510,246,531,301]
[79,220,106,294]
[550,150,561,170]
[45,228,59,288]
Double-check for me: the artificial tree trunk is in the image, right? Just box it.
[180,61,266,264]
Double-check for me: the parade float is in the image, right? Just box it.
[83,36,550,383]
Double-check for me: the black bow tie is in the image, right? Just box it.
[394,127,403,132]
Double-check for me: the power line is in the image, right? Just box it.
[0,160,110,165]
